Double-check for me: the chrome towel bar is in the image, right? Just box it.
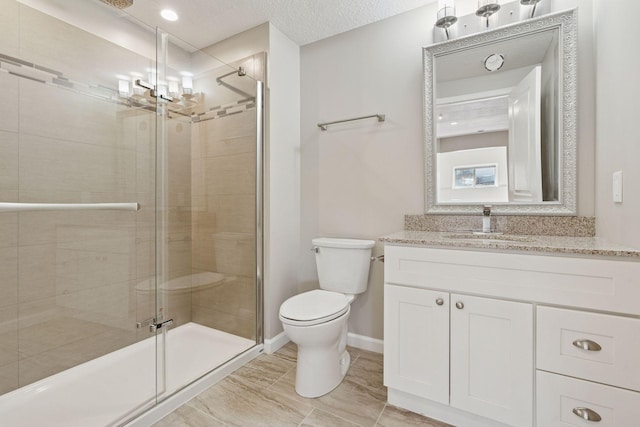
[0,202,140,213]
[317,114,385,131]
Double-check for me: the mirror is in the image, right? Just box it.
[423,9,577,215]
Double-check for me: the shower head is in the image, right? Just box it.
[98,0,133,9]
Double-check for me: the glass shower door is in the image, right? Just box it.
[153,27,264,402]
[0,1,161,425]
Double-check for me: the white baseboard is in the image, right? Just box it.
[347,332,383,354]
[264,331,289,354]
[264,331,382,354]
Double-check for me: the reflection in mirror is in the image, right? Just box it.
[424,9,577,215]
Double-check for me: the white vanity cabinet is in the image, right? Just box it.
[383,244,640,427]
[384,285,533,427]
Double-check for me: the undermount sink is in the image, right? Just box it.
[443,233,534,243]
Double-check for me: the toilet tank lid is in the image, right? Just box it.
[312,237,375,249]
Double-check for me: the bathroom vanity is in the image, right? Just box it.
[381,231,640,427]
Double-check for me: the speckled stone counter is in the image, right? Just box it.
[380,230,640,258]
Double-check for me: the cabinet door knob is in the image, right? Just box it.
[572,339,602,352]
[455,301,464,309]
[572,407,602,422]
[436,298,444,306]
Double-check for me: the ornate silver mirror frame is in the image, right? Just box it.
[424,8,577,215]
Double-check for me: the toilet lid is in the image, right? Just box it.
[280,290,350,324]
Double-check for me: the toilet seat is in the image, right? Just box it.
[280,290,350,326]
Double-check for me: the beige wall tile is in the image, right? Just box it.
[0,0,19,57]
[202,113,256,149]
[204,194,255,234]
[0,214,17,249]
[18,244,56,304]
[204,153,255,196]
[0,131,18,199]
[0,247,17,308]
[0,304,18,367]
[18,5,141,88]
[18,210,135,247]
[191,276,255,318]
[210,232,255,276]
[0,361,18,395]
[192,307,255,340]
[19,133,136,195]
[204,134,255,158]
[56,282,135,330]
[0,73,19,133]
[19,80,126,148]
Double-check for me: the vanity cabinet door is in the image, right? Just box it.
[384,284,449,405]
[450,294,533,427]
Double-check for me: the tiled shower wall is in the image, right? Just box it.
[0,0,262,395]
[0,0,171,394]
[189,54,264,339]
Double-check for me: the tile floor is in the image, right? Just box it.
[153,343,452,427]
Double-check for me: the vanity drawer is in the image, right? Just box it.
[537,306,640,391]
[536,371,640,427]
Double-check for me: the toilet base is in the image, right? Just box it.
[282,310,351,398]
[295,347,350,398]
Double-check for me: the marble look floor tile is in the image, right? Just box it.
[345,350,386,402]
[190,374,311,427]
[243,352,295,378]
[153,404,226,427]
[314,375,386,426]
[376,404,454,427]
[272,342,297,362]
[269,368,385,427]
[230,363,286,389]
[300,408,361,427]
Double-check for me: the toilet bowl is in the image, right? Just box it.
[279,237,374,398]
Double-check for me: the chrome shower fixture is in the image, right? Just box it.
[98,0,133,9]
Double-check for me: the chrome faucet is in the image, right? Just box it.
[482,205,492,233]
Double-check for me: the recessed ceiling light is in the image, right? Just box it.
[160,9,178,21]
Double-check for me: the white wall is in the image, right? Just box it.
[300,0,595,340]
[264,24,301,339]
[594,0,640,246]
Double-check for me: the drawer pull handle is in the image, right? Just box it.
[436,298,444,306]
[572,407,602,422]
[455,301,464,309]
[572,339,602,352]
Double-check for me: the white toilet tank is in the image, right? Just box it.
[312,237,375,295]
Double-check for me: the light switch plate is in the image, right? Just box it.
[613,171,623,203]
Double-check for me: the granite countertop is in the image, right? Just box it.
[380,230,640,258]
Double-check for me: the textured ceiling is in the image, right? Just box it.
[123,0,439,48]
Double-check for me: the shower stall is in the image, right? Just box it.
[0,0,264,425]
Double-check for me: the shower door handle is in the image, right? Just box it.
[150,318,174,333]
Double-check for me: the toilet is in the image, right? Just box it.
[279,237,375,398]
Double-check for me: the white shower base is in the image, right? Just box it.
[0,322,255,427]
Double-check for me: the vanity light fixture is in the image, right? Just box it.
[476,0,501,28]
[435,0,458,40]
[520,0,541,18]
[484,53,505,71]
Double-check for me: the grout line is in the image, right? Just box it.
[373,402,388,426]
[185,401,229,426]
[297,407,316,427]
